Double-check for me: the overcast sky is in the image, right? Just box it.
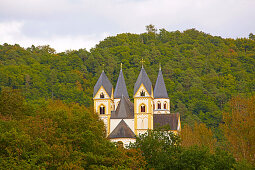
[0,0,254,52]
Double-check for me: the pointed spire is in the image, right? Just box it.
[102,63,105,72]
[134,67,152,95]
[140,58,145,68]
[154,69,168,98]
[114,65,129,98]
[111,95,134,119]
[93,71,113,97]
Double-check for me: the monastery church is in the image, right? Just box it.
[93,65,181,147]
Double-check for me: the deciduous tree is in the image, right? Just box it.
[221,95,255,165]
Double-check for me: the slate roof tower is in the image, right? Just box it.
[93,70,114,135]
[153,66,171,114]
[133,66,154,135]
[114,65,129,109]
[154,67,168,99]
[114,67,129,99]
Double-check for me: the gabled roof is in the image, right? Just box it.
[153,113,180,130]
[111,96,134,119]
[93,71,113,97]
[114,69,129,98]
[154,68,169,98]
[108,120,136,139]
[134,67,152,95]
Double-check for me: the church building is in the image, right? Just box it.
[93,65,181,147]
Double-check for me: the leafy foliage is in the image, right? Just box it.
[131,129,237,169]
[1,28,254,130]
[1,27,255,168]
[221,95,255,165]
[130,130,181,169]
[0,90,146,169]
[181,122,217,152]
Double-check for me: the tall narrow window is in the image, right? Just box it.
[141,105,146,112]
[100,106,105,114]
[140,91,145,96]
[158,102,161,110]
[100,93,104,98]
[164,102,167,109]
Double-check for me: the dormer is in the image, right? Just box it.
[133,67,153,98]
[93,71,113,99]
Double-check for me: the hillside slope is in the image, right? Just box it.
[0,28,254,129]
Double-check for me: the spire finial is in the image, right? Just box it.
[102,63,105,72]
[140,58,145,68]
[159,63,161,71]
[120,63,123,70]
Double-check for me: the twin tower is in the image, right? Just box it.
[93,65,180,146]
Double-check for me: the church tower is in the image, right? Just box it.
[113,64,129,109]
[93,70,114,135]
[153,66,170,114]
[133,66,154,135]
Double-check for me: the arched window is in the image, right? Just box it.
[100,105,105,114]
[157,102,161,110]
[100,93,104,98]
[140,90,145,96]
[141,104,146,112]
[164,102,167,109]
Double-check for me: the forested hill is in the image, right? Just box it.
[0,28,255,128]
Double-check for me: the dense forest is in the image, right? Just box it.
[0,27,255,169]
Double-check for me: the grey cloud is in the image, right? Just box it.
[0,0,254,52]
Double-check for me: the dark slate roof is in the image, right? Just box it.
[153,113,180,130]
[111,96,134,119]
[134,67,152,95]
[154,69,169,98]
[114,69,129,98]
[108,119,136,139]
[93,71,113,97]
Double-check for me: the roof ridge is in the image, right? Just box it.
[111,96,134,119]
[108,119,136,139]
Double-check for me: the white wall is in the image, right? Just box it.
[153,98,170,114]
[137,114,148,129]
[110,119,135,134]
[124,119,134,132]
[110,119,122,133]
[114,98,120,111]
[110,138,136,148]
[95,100,110,114]
[135,98,150,113]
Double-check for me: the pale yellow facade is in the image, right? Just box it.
[133,83,154,135]
[93,68,181,145]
